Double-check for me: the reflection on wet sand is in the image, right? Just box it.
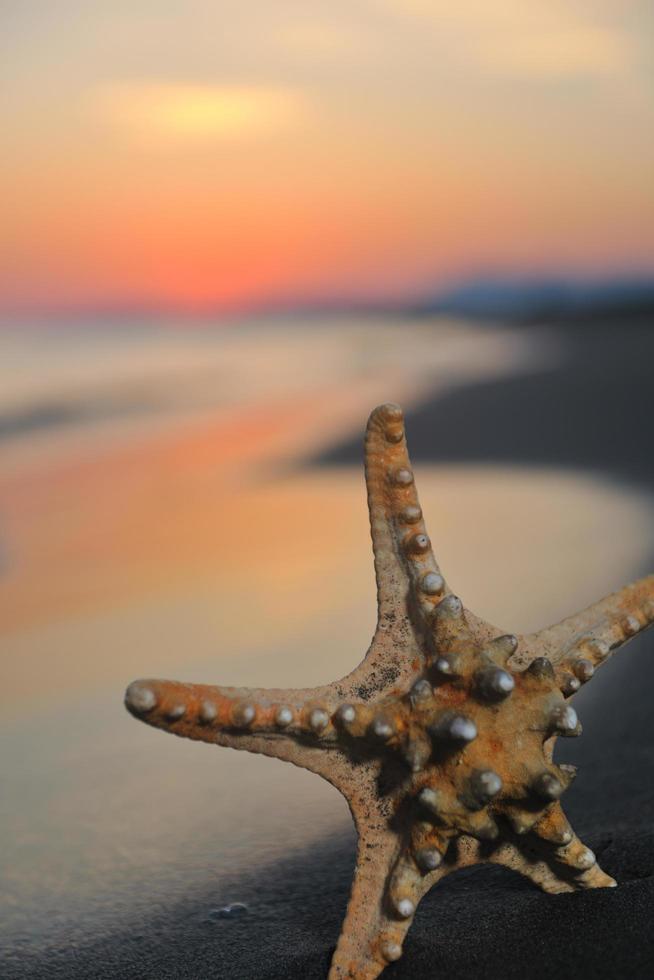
[2,464,653,718]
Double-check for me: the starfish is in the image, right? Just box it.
[125,403,654,979]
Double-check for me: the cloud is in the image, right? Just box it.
[473,28,630,78]
[384,0,632,79]
[271,20,381,63]
[95,83,307,143]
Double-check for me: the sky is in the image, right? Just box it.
[1,0,653,315]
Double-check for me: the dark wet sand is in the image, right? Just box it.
[7,318,654,980]
[322,320,654,491]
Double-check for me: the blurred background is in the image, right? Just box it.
[1,3,654,978]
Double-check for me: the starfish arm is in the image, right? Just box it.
[550,835,617,889]
[513,575,654,681]
[528,803,617,888]
[124,676,361,773]
[364,403,447,627]
[485,816,616,893]
[361,404,496,678]
[328,799,452,979]
[327,815,402,979]
[488,840,583,894]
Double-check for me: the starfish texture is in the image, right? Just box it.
[125,403,654,979]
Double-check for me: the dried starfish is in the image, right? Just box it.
[125,403,654,979]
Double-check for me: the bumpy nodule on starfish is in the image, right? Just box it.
[125,404,654,979]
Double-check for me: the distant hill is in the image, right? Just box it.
[414,276,654,323]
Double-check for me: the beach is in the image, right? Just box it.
[1,314,654,979]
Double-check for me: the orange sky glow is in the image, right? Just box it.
[1,0,653,315]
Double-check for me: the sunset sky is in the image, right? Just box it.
[2,0,653,315]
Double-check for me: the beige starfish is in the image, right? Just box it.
[125,403,654,979]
